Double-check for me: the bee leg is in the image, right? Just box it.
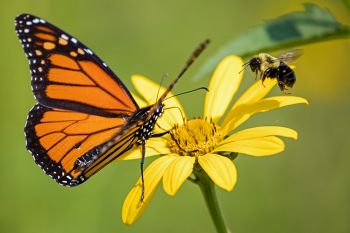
[261,70,269,87]
[278,81,285,92]
[283,87,292,95]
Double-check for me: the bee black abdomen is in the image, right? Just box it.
[264,67,279,78]
[277,63,296,88]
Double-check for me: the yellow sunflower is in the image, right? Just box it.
[118,55,308,225]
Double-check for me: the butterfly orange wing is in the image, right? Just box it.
[25,104,140,185]
[16,14,140,185]
[16,14,137,117]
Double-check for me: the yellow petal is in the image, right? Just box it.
[116,147,141,161]
[162,156,195,196]
[131,74,186,129]
[222,126,298,143]
[122,154,177,225]
[131,92,148,108]
[222,78,276,127]
[214,136,285,156]
[222,96,309,134]
[204,55,244,122]
[144,137,172,155]
[116,137,171,161]
[198,153,237,191]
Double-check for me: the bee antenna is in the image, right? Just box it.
[239,61,250,74]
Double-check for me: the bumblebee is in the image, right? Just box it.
[246,50,302,92]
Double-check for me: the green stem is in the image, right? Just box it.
[195,170,231,233]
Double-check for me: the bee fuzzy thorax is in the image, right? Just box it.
[258,53,280,70]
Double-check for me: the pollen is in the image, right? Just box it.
[168,118,223,157]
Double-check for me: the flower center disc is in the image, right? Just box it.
[168,118,223,156]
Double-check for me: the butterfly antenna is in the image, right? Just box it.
[177,39,210,80]
[158,39,210,101]
[156,73,168,102]
[164,87,208,101]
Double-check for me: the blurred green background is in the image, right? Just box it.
[1,0,349,233]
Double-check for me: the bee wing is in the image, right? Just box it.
[277,49,303,64]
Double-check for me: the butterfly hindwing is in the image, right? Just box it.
[25,104,135,185]
[15,14,138,117]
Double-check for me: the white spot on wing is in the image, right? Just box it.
[71,38,78,44]
[61,34,69,40]
[85,48,93,55]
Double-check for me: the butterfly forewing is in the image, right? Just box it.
[15,14,138,117]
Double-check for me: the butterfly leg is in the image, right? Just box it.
[152,131,198,153]
[152,131,187,152]
[168,131,198,153]
[151,131,170,137]
[140,141,146,202]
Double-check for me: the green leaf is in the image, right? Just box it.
[194,3,350,81]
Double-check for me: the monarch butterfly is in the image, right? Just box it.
[15,14,209,196]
